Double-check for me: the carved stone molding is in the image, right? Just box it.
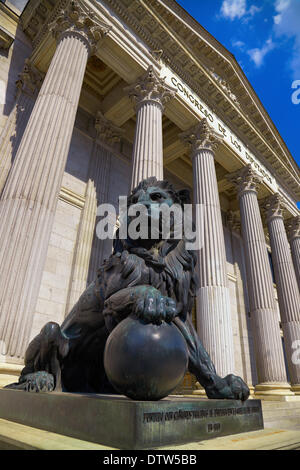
[95,111,124,145]
[206,67,240,107]
[49,0,111,55]
[15,59,44,97]
[180,118,223,155]
[125,65,176,111]
[261,193,285,222]
[227,164,262,197]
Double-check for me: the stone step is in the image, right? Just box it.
[159,429,300,450]
[1,418,300,450]
[263,408,300,418]
[264,419,300,431]
[262,401,300,409]
[261,400,300,431]
[0,418,115,450]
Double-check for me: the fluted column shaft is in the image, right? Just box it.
[131,101,163,188]
[87,143,112,283]
[0,3,110,360]
[229,166,291,396]
[0,60,43,195]
[287,216,300,292]
[181,119,235,378]
[265,195,300,390]
[126,66,176,190]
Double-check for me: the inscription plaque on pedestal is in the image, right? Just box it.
[0,389,263,449]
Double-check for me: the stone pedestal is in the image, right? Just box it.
[228,166,292,399]
[0,389,263,450]
[0,2,110,361]
[263,194,300,394]
[181,120,235,378]
[126,66,176,189]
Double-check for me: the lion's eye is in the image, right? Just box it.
[150,193,162,201]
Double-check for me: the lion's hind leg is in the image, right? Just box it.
[5,322,69,392]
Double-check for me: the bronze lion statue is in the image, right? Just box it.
[7,177,249,400]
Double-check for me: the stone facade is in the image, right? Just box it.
[0,0,299,400]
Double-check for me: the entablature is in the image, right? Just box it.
[19,0,300,207]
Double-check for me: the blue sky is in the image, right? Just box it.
[176,0,300,173]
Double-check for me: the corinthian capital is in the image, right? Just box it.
[180,119,223,155]
[95,111,124,145]
[227,164,262,197]
[49,0,111,55]
[286,215,300,241]
[261,193,285,222]
[16,59,44,97]
[125,66,176,111]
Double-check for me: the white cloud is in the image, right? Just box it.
[248,5,262,16]
[232,39,246,50]
[220,0,247,20]
[273,0,290,24]
[275,0,290,13]
[220,0,261,21]
[247,38,275,67]
[273,0,300,79]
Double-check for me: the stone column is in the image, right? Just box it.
[181,119,235,378]
[0,1,111,361]
[228,211,256,395]
[263,194,300,394]
[126,66,176,190]
[0,59,44,195]
[228,165,292,398]
[286,216,300,293]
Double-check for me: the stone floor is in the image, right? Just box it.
[0,418,299,450]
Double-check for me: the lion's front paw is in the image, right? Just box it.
[134,286,177,325]
[19,371,55,392]
[205,374,250,401]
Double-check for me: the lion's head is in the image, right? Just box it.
[114,177,193,253]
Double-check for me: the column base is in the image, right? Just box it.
[192,382,207,398]
[254,382,296,400]
[0,363,23,388]
[247,385,255,399]
[291,384,300,396]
